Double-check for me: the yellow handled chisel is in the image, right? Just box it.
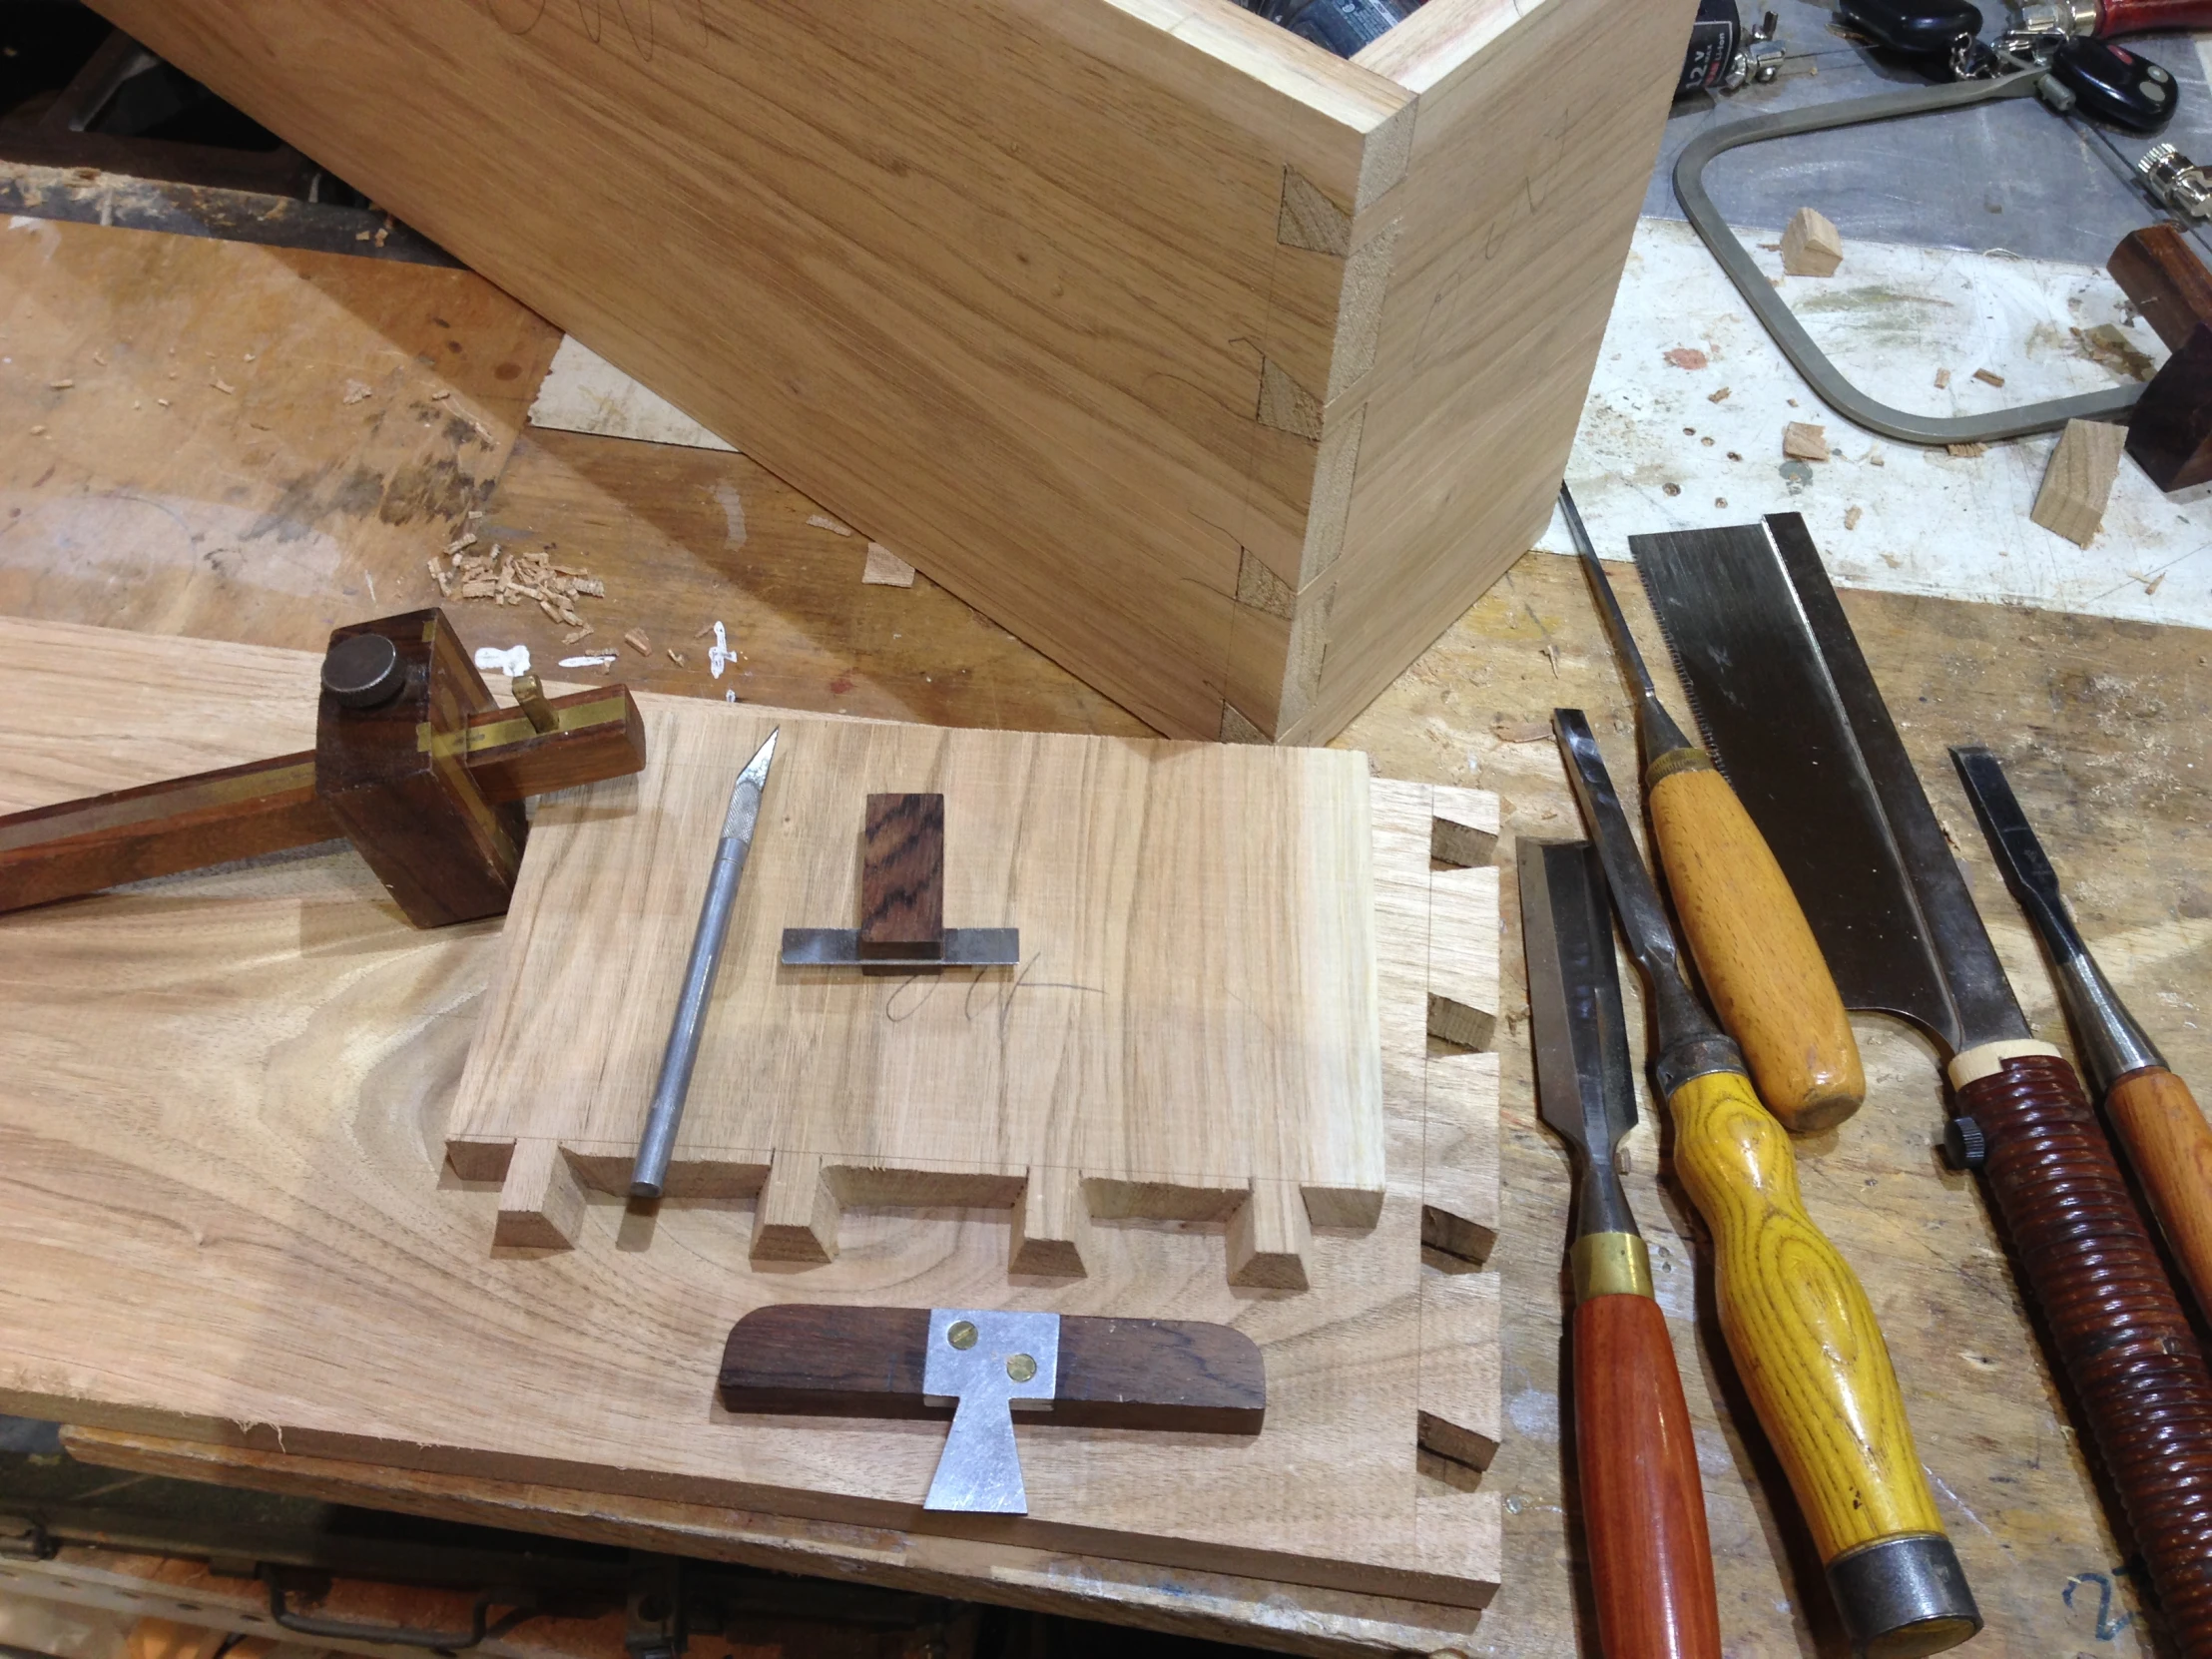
[1559,485,1864,1132]
[1553,708,1979,1658]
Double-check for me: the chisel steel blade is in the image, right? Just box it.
[1520,841,1640,1196]
[1628,514,2029,1056]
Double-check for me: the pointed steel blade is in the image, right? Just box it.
[1628,516,2028,1057]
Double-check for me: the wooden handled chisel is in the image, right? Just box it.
[1558,486,1864,1132]
[1521,838,1720,1659]
[1552,708,1980,1658]
[1952,745,2212,1326]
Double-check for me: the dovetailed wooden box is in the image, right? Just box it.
[95,0,1691,741]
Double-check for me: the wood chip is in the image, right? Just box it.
[1946,441,1987,458]
[431,388,452,400]
[447,532,478,554]
[211,377,236,395]
[92,350,107,366]
[572,577,606,598]
[1707,385,1731,403]
[624,629,652,657]
[1972,368,2005,387]
[156,398,170,408]
[1782,421,1830,462]
[342,380,373,404]
[862,542,916,587]
[668,649,688,667]
[1491,721,1553,745]
[47,378,73,390]
[1844,506,1863,530]
[1780,207,1843,277]
[540,598,565,622]
[806,513,854,536]
[1935,367,1951,389]
[562,626,595,645]
[1663,347,1708,370]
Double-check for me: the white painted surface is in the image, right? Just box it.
[1542,217,2212,630]
[527,336,738,452]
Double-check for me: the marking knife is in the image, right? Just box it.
[631,728,778,1200]
[1553,708,1979,1658]
[1521,838,1721,1659]
[1560,484,1864,1131]
[1951,744,2212,1327]
[1632,513,2212,1656]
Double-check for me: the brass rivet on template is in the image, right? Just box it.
[1006,1353,1036,1382]
[947,1321,978,1351]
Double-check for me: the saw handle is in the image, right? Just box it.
[1574,1289,1722,1659]
[2092,0,2212,38]
[1958,1051,2212,1655]
[1647,756,1866,1132]
[1664,1068,1977,1650]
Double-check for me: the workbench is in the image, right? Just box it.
[0,58,2207,1655]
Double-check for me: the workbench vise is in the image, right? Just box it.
[0,608,646,925]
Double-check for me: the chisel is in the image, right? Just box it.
[1558,486,1864,1132]
[1520,838,1721,1659]
[1633,512,2212,1658]
[1552,708,1980,1658]
[1951,744,2212,1326]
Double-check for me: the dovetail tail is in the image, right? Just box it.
[1256,358,1323,441]
[1235,549,1297,621]
[1277,165,1352,257]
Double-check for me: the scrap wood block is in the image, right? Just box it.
[0,618,1503,1621]
[90,0,1698,745]
[2029,418,2125,548]
[1780,207,1843,276]
[1783,422,1830,462]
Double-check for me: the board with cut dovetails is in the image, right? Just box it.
[447,704,1430,1290]
[0,616,1503,1621]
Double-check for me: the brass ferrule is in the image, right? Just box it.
[1645,745,1714,786]
[1571,1232,1653,1303]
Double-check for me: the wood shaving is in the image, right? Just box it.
[438,541,610,616]
[668,649,688,668]
[561,625,595,645]
[807,513,854,536]
[431,389,451,400]
[342,380,373,404]
[92,350,107,366]
[1845,506,1863,530]
[156,398,171,408]
[211,377,236,395]
[624,629,652,657]
[1491,721,1553,745]
[1707,385,1731,403]
[1972,368,2005,387]
[1663,347,1708,370]
[1946,441,1987,458]
[48,378,73,390]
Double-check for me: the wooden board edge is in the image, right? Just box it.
[58,1426,1491,1657]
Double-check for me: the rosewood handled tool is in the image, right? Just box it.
[631,729,779,1200]
[720,1306,1265,1513]
[780,791,1018,971]
[2105,223,2212,490]
[1952,744,2212,1325]
[1634,512,2212,1658]
[0,609,645,927]
[1552,709,1977,1657]
[1520,838,1721,1659]
[1560,485,1864,1131]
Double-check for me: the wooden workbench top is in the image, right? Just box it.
[6,209,2209,1658]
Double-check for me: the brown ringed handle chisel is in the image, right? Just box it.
[1560,486,1866,1132]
